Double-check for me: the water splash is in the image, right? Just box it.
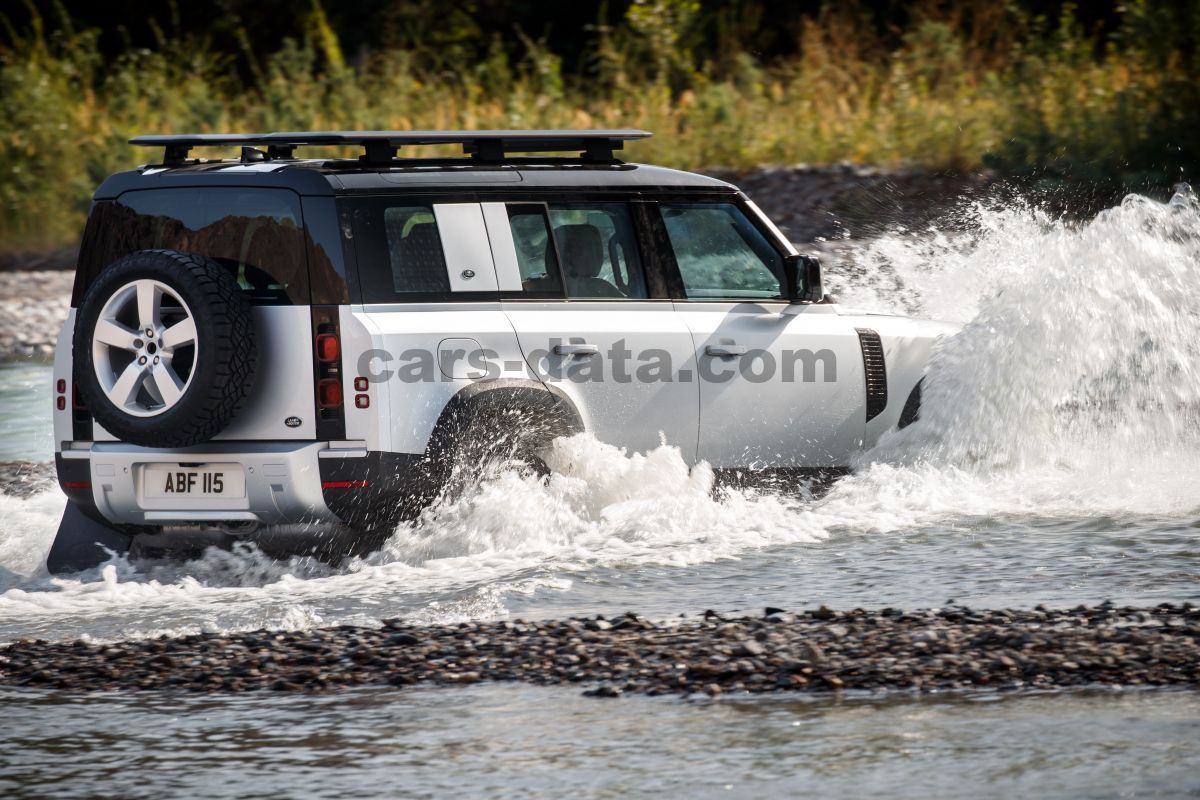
[865,186,1200,484]
[0,436,813,641]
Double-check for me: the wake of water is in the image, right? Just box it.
[1,187,1198,641]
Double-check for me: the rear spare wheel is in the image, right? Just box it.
[73,250,258,447]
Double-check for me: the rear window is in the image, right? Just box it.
[76,188,309,305]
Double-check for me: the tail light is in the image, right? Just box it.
[318,378,343,408]
[311,307,346,440]
[316,333,340,363]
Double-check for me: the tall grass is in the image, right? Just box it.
[1,0,1196,255]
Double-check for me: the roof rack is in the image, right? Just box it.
[129,130,652,167]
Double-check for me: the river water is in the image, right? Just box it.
[1,190,1198,797]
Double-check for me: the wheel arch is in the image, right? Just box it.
[321,380,584,528]
[425,378,586,460]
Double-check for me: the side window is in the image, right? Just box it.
[383,207,449,294]
[660,203,784,300]
[547,204,648,300]
[506,205,564,296]
[79,188,309,304]
[350,200,452,301]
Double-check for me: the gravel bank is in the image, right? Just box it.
[2,604,1195,696]
[0,270,72,361]
[0,461,55,498]
[710,163,992,244]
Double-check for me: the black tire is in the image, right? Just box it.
[437,414,555,501]
[73,249,258,447]
[432,400,576,501]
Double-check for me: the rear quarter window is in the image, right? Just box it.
[347,199,455,302]
[76,188,309,305]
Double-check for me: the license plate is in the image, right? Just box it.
[143,464,247,499]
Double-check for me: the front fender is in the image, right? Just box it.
[843,313,960,446]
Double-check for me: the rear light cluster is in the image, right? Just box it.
[311,307,346,440]
[318,378,343,408]
[59,376,93,441]
[353,376,370,409]
[316,333,340,363]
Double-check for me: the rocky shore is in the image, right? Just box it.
[0,270,72,361]
[2,604,1195,696]
[0,461,56,498]
[709,163,993,245]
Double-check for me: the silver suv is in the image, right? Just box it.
[49,130,954,572]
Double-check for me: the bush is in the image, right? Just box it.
[0,0,1196,255]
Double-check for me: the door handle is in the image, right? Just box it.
[705,344,747,357]
[553,343,599,356]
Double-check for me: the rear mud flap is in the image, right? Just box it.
[46,501,132,574]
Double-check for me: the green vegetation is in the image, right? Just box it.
[1,0,1198,255]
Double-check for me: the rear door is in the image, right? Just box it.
[343,198,536,455]
[658,201,866,468]
[80,187,318,442]
[485,200,700,459]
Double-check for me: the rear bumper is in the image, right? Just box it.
[318,450,440,527]
[55,442,439,529]
[60,442,337,527]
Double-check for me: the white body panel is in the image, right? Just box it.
[499,301,701,458]
[435,204,500,292]
[351,303,535,454]
[675,302,866,468]
[218,306,317,440]
[481,203,526,291]
[339,304,382,450]
[842,312,959,447]
[51,309,76,452]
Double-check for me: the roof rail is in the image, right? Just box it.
[128,130,652,166]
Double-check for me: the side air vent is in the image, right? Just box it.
[855,328,888,422]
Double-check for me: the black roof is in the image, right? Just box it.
[96,129,735,198]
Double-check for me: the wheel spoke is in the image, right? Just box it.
[142,372,164,405]
[109,363,145,408]
[149,362,185,407]
[160,317,196,350]
[94,319,139,351]
[136,281,161,330]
